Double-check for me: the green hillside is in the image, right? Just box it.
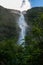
[25,7,43,65]
[25,7,43,44]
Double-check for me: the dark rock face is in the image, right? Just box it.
[0,6,20,41]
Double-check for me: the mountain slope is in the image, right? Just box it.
[0,6,43,65]
[25,7,43,48]
[0,6,20,41]
[25,7,43,65]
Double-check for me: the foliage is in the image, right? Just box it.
[25,7,43,65]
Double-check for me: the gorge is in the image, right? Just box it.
[0,5,43,65]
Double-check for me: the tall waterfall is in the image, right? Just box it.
[18,13,28,45]
[17,0,31,45]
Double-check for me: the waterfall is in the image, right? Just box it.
[17,0,31,45]
[17,13,28,45]
[14,0,31,46]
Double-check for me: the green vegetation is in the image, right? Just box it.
[0,6,43,65]
[25,7,43,65]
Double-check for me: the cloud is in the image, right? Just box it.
[0,0,31,11]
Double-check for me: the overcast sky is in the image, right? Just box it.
[0,0,31,11]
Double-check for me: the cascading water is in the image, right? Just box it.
[18,13,28,45]
[10,0,31,45]
[17,0,31,45]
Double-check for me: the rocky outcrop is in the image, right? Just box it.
[0,6,20,41]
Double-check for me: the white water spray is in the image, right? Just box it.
[18,13,28,45]
[17,0,31,45]
[20,0,31,12]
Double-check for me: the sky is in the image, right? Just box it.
[0,0,43,11]
[0,0,31,11]
[30,0,43,7]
